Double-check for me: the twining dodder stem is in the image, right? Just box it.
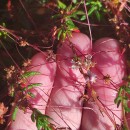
[79,65,118,129]
[86,82,117,129]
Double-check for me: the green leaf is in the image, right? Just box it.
[51,14,61,19]
[66,4,72,12]
[85,0,106,21]
[21,71,41,79]
[117,86,123,96]
[95,11,101,21]
[114,96,122,104]
[86,1,91,6]
[122,125,128,130]
[75,10,85,15]
[23,83,42,91]
[2,22,6,27]
[9,85,15,97]
[31,108,52,130]
[123,99,130,113]
[66,19,75,27]
[88,5,97,16]
[12,106,18,121]
[31,111,35,122]
[70,13,79,19]
[57,0,66,9]
[62,31,67,40]
[57,29,63,40]
[124,87,130,94]
[80,15,86,21]
[72,0,77,4]
[96,1,102,8]
[27,92,35,98]
[124,106,130,113]
[114,87,123,107]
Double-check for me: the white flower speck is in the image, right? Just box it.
[71,58,81,69]
[85,70,97,84]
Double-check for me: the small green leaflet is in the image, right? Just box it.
[57,0,66,9]
[57,29,63,40]
[72,0,77,4]
[27,92,35,98]
[95,10,101,21]
[123,99,130,113]
[21,71,41,79]
[80,15,86,21]
[85,0,106,21]
[114,85,130,112]
[114,86,126,108]
[31,108,52,130]
[23,83,42,91]
[12,106,18,121]
[122,125,128,130]
[9,85,15,97]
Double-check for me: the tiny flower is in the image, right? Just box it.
[22,59,31,67]
[84,54,96,70]
[85,70,97,84]
[71,56,81,69]
[4,66,15,79]
[86,54,92,60]
[71,64,78,69]
[19,40,29,47]
[90,73,97,83]
[71,59,75,64]
[84,59,91,66]
[90,62,96,68]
